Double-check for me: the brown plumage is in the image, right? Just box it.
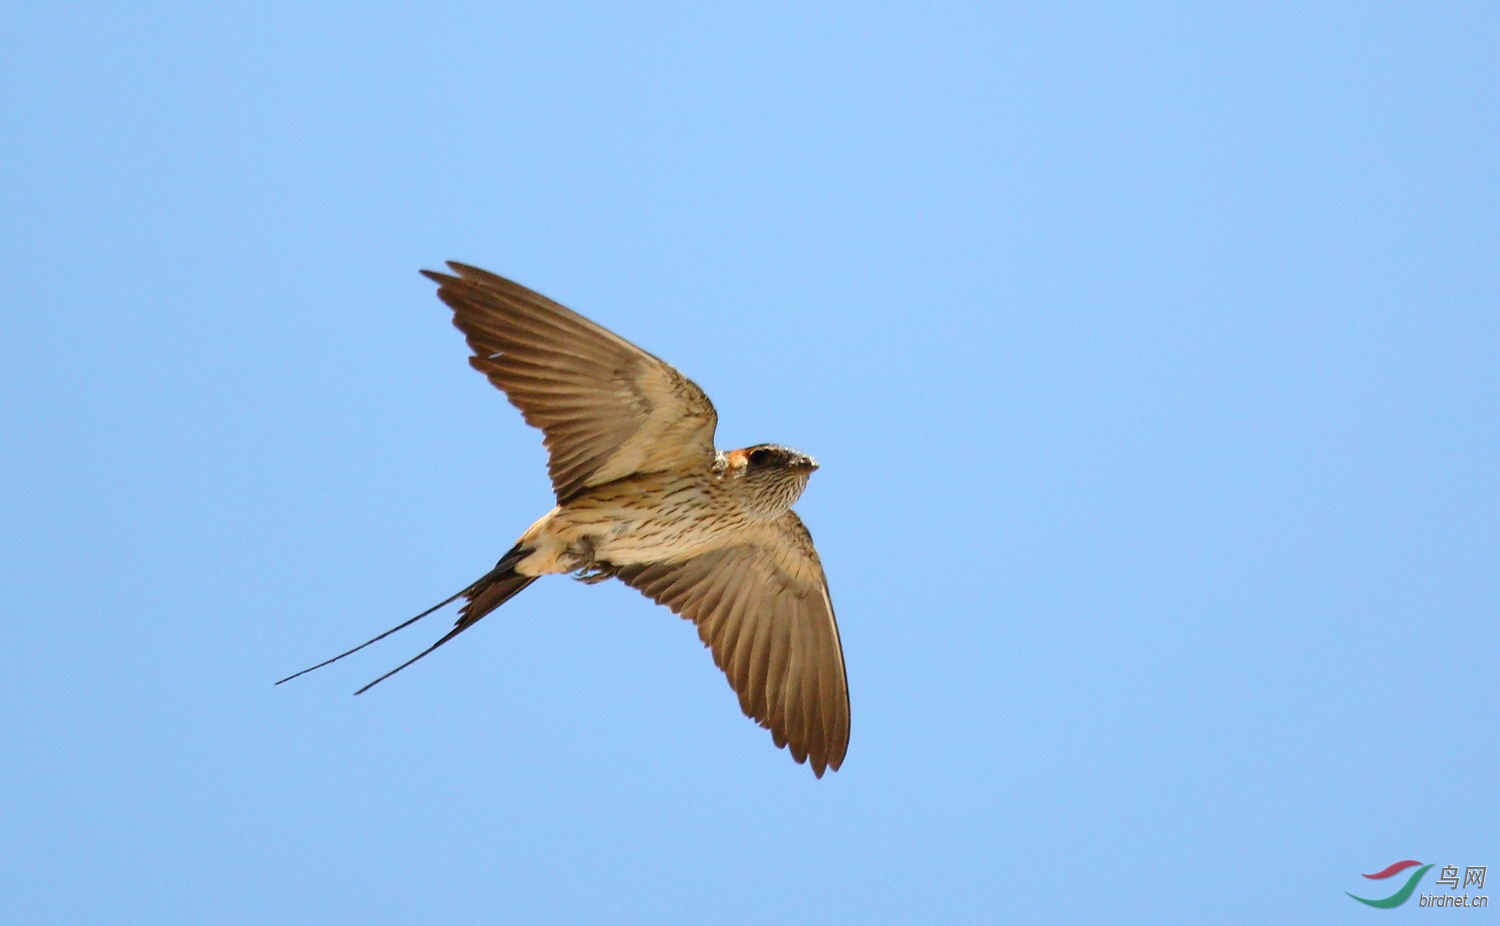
[279,263,850,777]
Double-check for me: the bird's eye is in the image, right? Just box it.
[748,448,776,466]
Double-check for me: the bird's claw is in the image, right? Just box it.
[573,563,617,585]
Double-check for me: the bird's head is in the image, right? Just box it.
[718,443,819,519]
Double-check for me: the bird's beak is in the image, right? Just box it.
[799,458,820,473]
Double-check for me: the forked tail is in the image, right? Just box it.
[276,544,536,694]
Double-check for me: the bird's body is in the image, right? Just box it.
[515,449,814,577]
[280,263,849,776]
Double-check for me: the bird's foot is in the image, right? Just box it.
[573,563,618,585]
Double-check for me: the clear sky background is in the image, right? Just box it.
[3,3,1495,923]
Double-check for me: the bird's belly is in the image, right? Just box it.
[554,477,746,567]
[586,502,742,564]
[514,474,749,575]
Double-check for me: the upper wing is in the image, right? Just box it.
[614,512,850,777]
[422,263,719,503]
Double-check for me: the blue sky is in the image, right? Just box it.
[3,3,1495,922]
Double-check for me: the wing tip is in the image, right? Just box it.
[420,261,493,287]
[807,751,844,779]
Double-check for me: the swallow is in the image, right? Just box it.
[279,263,850,776]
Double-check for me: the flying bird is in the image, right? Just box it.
[279,263,850,776]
